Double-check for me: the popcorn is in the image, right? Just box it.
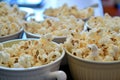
[41,33,54,41]
[98,36,112,45]
[0,51,10,64]
[48,51,61,61]
[24,15,84,37]
[103,55,114,61]
[87,13,120,33]
[0,34,62,68]
[0,2,26,37]
[0,2,26,18]
[44,4,94,19]
[18,54,33,68]
[0,35,62,68]
[13,63,24,68]
[84,55,94,61]
[64,15,120,62]
[72,49,82,58]
[0,43,3,50]
[87,44,99,57]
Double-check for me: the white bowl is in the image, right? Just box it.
[66,50,120,80]
[0,27,24,42]
[0,39,66,80]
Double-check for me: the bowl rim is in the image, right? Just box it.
[0,39,65,71]
[0,27,23,39]
[24,29,66,39]
[65,49,120,65]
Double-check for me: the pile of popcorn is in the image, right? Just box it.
[87,13,120,33]
[24,15,84,37]
[64,14,120,62]
[0,2,26,37]
[44,4,94,20]
[0,34,63,68]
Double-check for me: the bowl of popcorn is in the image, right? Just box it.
[44,4,94,21]
[24,15,84,43]
[64,24,120,80]
[0,2,26,42]
[0,35,66,80]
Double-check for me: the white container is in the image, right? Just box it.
[66,50,120,80]
[0,39,66,80]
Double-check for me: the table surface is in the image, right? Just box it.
[20,0,104,80]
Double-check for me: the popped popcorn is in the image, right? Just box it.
[64,20,120,62]
[0,2,26,37]
[0,35,63,68]
[18,54,33,68]
[44,4,94,20]
[0,51,10,64]
[86,13,120,33]
[24,15,84,37]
